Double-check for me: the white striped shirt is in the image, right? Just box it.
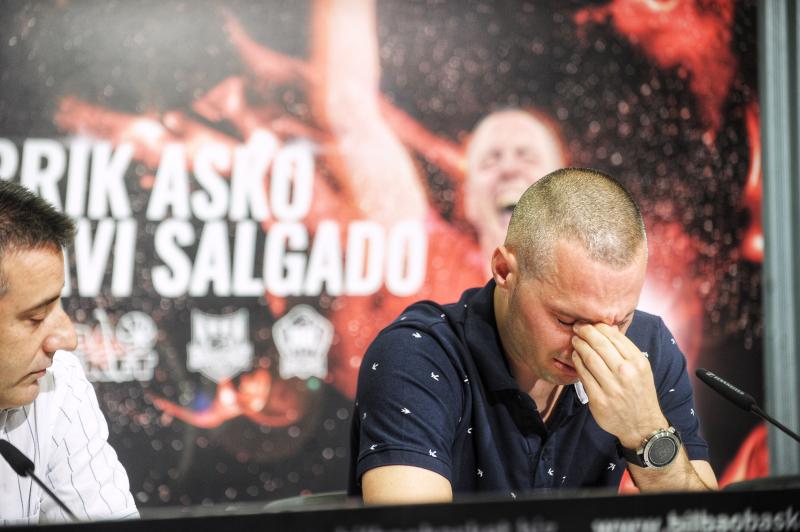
[0,351,138,525]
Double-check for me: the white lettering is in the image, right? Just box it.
[0,138,19,181]
[230,130,275,221]
[147,144,190,220]
[189,221,231,296]
[264,222,307,297]
[61,247,71,297]
[232,221,263,297]
[64,139,91,217]
[304,221,342,296]
[385,220,427,296]
[74,219,116,297]
[192,143,230,221]
[20,138,65,209]
[344,221,384,296]
[111,219,137,297]
[88,142,133,219]
[270,141,313,222]
[152,219,194,297]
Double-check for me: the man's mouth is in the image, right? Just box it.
[553,358,577,374]
[496,202,516,227]
[28,365,51,378]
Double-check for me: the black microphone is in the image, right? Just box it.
[695,368,757,411]
[695,368,800,444]
[0,439,78,521]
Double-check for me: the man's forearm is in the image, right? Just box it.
[628,451,717,492]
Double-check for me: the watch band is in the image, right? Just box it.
[620,426,682,469]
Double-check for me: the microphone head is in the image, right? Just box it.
[695,368,757,411]
[0,439,34,477]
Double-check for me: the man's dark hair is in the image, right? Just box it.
[0,180,75,295]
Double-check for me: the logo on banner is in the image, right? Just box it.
[187,309,253,382]
[273,305,332,380]
[75,309,159,382]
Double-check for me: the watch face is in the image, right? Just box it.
[646,432,680,468]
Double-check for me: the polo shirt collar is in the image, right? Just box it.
[463,279,520,393]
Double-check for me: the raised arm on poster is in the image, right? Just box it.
[222,6,465,203]
[309,0,428,228]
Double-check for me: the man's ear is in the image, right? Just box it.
[491,246,518,289]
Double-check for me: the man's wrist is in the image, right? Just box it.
[619,415,670,450]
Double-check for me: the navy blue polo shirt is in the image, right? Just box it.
[348,280,709,498]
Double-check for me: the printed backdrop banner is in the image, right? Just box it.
[0,0,764,506]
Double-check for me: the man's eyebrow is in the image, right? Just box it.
[553,307,634,325]
[19,293,61,315]
[551,307,584,322]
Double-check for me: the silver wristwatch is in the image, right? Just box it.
[621,426,682,468]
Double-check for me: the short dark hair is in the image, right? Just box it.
[0,180,76,295]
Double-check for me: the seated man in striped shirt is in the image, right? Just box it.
[0,180,138,524]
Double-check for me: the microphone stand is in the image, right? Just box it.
[750,405,800,444]
[0,440,78,522]
[27,475,79,521]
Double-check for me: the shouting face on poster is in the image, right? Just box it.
[465,109,567,260]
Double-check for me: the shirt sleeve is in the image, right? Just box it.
[651,319,710,462]
[353,323,464,485]
[42,354,139,523]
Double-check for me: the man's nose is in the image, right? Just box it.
[498,152,517,172]
[498,151,528,177]
[43,305,78,354]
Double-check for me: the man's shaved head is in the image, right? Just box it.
[505,167,647,279]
